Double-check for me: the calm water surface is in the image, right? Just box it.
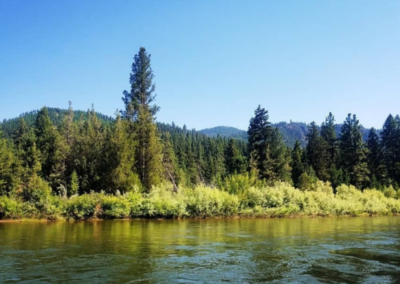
[1,217,400,283]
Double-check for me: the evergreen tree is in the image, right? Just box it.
[366,128,386,187]
[291,140,304,188]
[381,114,400,185]
[12,118,29,149]
[321,112,339,169]
[69,170,79,196]
[306,122,329,181]
[103,115,140,193]
[225,138,246,175]
[161,132,180,191]
[71,108,105,193]
[0,130,14,194]
[122,47,164,191]
[339,114,369,188]
[34,107,64,188]
[247,105,289,182]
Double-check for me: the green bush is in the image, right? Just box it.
[185,185,238,217]
[141,185,187,218]
[383,186,397,199]
[0,196,23,219]
[66,193,101,220]
[101,195,131,218]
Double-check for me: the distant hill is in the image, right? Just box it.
[199,126,248,140]
[200,122,309,147]
[0,107,114,138]
[200,122,374,148]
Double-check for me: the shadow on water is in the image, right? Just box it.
[1,217,400,283]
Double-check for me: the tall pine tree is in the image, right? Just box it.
[122,47,163,191]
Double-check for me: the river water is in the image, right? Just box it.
[1,217,400,283]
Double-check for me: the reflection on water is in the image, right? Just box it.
[0,217,400,283]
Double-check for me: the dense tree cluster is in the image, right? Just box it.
[1,47,399,204]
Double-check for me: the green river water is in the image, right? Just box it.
[1,217,400,283]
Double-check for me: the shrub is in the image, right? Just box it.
[101,195,131,218]
[383,186,397,199]
[66,193,101,220]
[0,196,23,219]
[185,185,238,217]
[141,185,187,218]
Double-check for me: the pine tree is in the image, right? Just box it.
[247,105,289,182]
[321,112,339,168]
[366,128,386,187]
[291,140,304,188]
[34,107,63,188]
[161,132,180,191]
[306,122,329,181]
[225,138,246,175]
[71,107,105,193]
[381,114,400,185]
[69,170,79,196]
[104,115,140,193]
[12,118,29,154]
[339,114,369,188]
[0,130,14,194]
[122,47,164,191]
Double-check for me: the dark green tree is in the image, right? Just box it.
[225,138,246,175]
[366,128,386,188]
[122,47,163,191]
[248,105,290,182]
[321,112,339,169]
[0,130,15,194]
[291,140,304,188]
[306,122,329,181]
[380,114,400,185]
[339,114,369,188]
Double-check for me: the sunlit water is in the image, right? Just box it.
[1,217,400,283]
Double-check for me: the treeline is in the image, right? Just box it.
[1,47,400,220]
[0,47,249,200]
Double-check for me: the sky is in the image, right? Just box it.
[1,0,400,130]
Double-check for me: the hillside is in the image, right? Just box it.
[0,108,114,139]
[200,122,374,148]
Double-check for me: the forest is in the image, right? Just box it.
[1,47,400,220]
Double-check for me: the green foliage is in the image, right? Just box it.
[0,131,15,194]
[69,171,79,196]
[184,185,239,217]
[248,105,291,183]
[291,140,304,188]
[141,185,187,217]
[339,114,370,188]
[306,122,329,181]
[3,48,400,220]
[101,195,131,218]
[0,196,23,219]
[122,47,164,191]
[66,193,102,220]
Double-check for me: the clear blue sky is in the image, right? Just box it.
[1,0,399,130]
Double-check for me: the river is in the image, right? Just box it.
[1,217,400,283]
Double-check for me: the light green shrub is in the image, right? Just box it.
[142,185,187,218]
[185,185,238,217]
[336,184,362,201]
[66,193,101,220]
[124,192,143,217]
[0,196,23,219]
[383,186,397,199]
[101,195,131,218]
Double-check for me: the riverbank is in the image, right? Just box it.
[2,182,400,221]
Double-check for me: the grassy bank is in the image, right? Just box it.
[2,180,400,220]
